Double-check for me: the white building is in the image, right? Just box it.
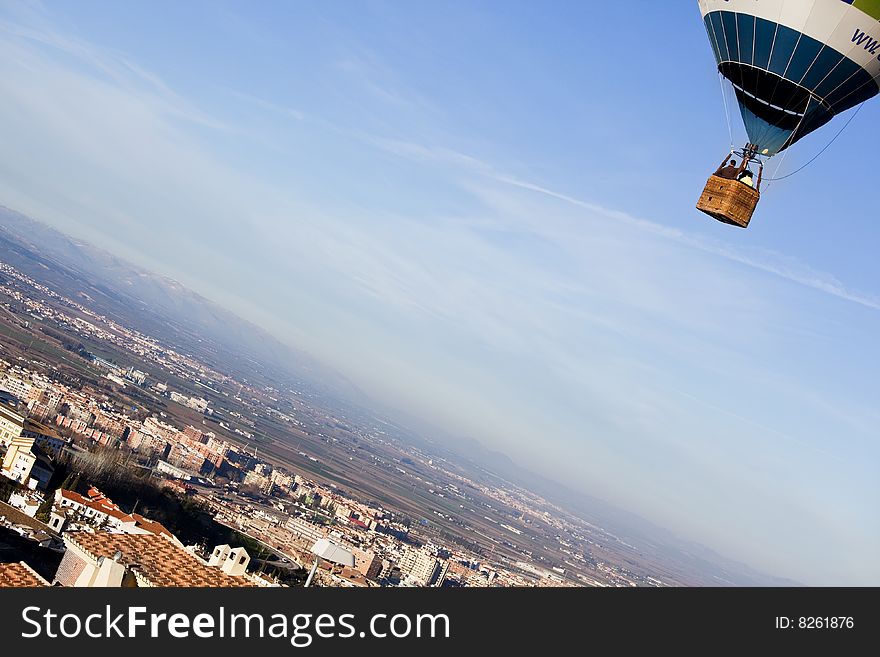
[125,368,148,386]
[7,490,42,517]
[156,459,194,481]
[285,516,328,544]
[0,401,25,447]
[398,547,440,587]
[52,487,178,541]
[207,544,250,576]
[106,373,127,388]
[1,436,37,486]
[0,375,32,401]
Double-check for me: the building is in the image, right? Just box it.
[243,470,270,492]
[27,388,64,415]
[183,425,205,443]
[206,544,250,576]
[91,356,121,373]
[156,459,194,481]
[433,559,450,587]
[350,546,383,580]
[0,400,25,447]
[187,397,209,413]
[253,463,273,477]
[2,436,37,485]
[60,403,96,426]
[91,413,127,442]
[0,500,61,549]
[7,490,42,517]
[170,392,209,413]
[285,516,328,544]
[54,533,257,587]
[125,368,148,386]
[0,562,50,587]
[51,487,177,540]
[27,449,55,491]
[1,404,59,491]
[167,443,210,474]
[269,469,294,493]
[143,416,179,442]
[22,419,66,457]
[127,430,170,457]
[106,373,127,387]
[0,375,32,401]
[397,547,440,587]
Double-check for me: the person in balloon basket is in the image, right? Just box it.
[737,168,755,188]
[714,155,755,188]
[714,157,741,180]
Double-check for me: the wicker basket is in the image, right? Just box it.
[696,175,760,228]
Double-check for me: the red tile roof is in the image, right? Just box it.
[64,532,255,587]
[129,514,176,540]
[0,562,50,587]
[58,489,175,540]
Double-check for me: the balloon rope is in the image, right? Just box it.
[763,101,865,184]
[762,100,810,190]
[718,73,735,150]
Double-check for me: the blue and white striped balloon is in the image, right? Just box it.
[698,0,880,155]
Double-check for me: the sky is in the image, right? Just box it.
[0,0,877,585]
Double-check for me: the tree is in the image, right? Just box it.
[44,461,71,493]
[68,472,82,493]
[34,495,54,523]
[0,478,26,504]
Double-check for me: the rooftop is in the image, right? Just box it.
[24,418,63,439]
[64,532,256,587]
[0,561,50,587]
[0,500,57,537]
[0,400,26,425]
[58,488,176,540]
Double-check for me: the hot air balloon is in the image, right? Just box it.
[696,0,880,227]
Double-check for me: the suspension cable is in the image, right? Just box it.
[762,98,811,191]
[763,101,865,183]
[718,72,735,150]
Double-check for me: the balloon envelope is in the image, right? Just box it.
[698,0,880,155]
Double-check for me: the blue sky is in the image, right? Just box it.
[0,0,877,585]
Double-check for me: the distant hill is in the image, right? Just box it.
[397,422,800,586]
[473,448,801,586]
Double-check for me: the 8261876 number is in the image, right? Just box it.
[775,617,854,629]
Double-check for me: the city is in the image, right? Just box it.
[0,249,731,589]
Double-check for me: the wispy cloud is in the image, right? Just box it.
[0,11,229,131]
[369,137,880,312]
[335,46,439,113]
[229,90,307,121]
